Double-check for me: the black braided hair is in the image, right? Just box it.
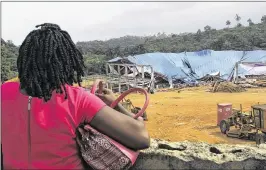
[17,23,86,102]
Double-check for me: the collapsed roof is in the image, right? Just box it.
[108,50,266,84]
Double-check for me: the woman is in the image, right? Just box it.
[1,23,150,169]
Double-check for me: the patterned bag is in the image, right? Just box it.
[76,123,138,170]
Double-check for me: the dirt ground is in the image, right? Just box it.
[127,86,266,145]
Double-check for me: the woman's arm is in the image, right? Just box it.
[78,89,150,150]
[89,106,149,150]
[96,89,138,118]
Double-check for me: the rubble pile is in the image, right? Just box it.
[237,79,266,88]
[252,80,266,87]
[198,75,223,82]
[211,81,246,93]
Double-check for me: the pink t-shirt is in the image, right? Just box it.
[1,82,106,169]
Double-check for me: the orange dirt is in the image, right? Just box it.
[128,86,266,144]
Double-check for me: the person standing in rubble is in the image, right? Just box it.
[1,23,150,169]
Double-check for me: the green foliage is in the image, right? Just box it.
[1,41,18,81]
[83,54,108,74]
[237,23,243,27]
[261,15,266,23]
[77,22,266,56]
[247,18,254,26]
[204,25,212,32]
[226,20,231,27]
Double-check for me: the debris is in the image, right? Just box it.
[231,149,242,153]
[158,142,187,151]
[209,147,222,154]
[252,80,266,87]
[122,99,148,121]
[211,81,246,93]
[238,84,258,88]
[198,75,223,82]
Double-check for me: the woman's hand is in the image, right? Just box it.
[96,88,145,120]
[95,88,116,106]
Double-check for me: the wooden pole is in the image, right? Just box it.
[106,64,109,89]
[118,65,121,93]
[105,64,109,75]
[141,66,145,88]
[133,66,137,88]
[110,83,113,91]
[150,66,155,90]
[234,62,239,84]
[125,66,129,90]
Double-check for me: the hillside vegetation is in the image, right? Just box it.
[1,39,19,81]
[77,23,266,56]
[2,15,266,81]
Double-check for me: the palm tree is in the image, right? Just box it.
[235,14,241,26]
[226,20,231,28]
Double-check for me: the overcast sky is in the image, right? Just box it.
[2,1,266,46]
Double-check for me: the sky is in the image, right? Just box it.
[2,1,266,46]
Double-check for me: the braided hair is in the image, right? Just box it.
[17,23,86,102]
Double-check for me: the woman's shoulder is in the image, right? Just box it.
[1,81,20,90]
[65,84,87,93]
[1,82,20,99]
[64,84,90,99]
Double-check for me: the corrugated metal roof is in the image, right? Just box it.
[108,50,266,82]
[108,57,123,63]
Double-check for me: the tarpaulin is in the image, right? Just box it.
[108,50,266,84]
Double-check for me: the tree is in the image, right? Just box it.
[1,38,6,45]
[171,34,177,38]
[235,14,241,26]
[261,15,266,23]
[223,40,232,50]
[237,23,242,27]
[182,35,189,42]
[197,29,202,35]
[6,40,14,45]
[204,25,211,32]
[247,18,254,26]
[226,20,231,28]
[196,29,202,41]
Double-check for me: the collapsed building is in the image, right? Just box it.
[106,50,266,92]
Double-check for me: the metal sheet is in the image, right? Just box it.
[108,50,266,84]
